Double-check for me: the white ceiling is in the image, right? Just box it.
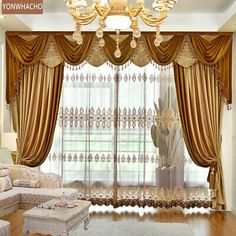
[0,0,236,32]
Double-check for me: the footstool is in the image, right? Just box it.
[0,220,10,236]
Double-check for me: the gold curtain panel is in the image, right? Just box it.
[174,63,225,210]
[12,63,64,167]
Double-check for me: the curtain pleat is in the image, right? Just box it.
[190,35,232,104]
[6,44,22,104]
[12,63,64,167]
[6,35,49,104]
[143,34,184,65]
[174,62,225,210]
[6,33,232,105]
[6,35,48,64]
[190,35,232,65]
[103,34,135,65]
[54,34,93,65]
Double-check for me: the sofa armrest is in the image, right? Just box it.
[39,173,62,188]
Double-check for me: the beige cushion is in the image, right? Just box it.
[0,169,9,177]
[8,165,39,182]
[7,165,62,188]
[0,176,12,192]
[13,180,40,188]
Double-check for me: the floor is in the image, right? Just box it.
[1,205,236,236]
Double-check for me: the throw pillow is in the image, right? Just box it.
[0,176,12,192]
[8,166,39,182]
[0,169,10,177]
[13,179,40,188]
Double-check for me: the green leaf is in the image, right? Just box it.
[151,125,159,148]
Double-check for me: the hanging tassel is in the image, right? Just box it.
[209,166,216,189]
[227,104,232,110]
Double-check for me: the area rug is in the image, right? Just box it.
[71,218,194,236]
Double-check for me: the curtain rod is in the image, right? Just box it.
[5,31,233,36]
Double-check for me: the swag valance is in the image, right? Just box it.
[6,32,232,105]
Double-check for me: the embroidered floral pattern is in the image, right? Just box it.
[48,152,194,166]
[58,107,180,129]
[63,72,174,83]
[64,182,212,209]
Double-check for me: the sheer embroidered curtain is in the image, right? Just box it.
[41,62,210,208]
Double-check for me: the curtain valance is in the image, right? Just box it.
[143,34,184,65]
[190,35,232,104]
[6,32,232,104]
[190,35,232,65]
[54,33,93,65]
[103,34,135,65]
[6,35,48,64]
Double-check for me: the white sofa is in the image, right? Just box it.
[0,164,78,217]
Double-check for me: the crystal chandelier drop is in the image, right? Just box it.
[66,0,178,58]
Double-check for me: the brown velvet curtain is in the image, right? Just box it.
[143,34,184,65]
[6,34,64,167]
[190,35,232,104]
[6,35,49,104]
[54,33,93,65]
[174,62,225,210]
[6,33,232,105]
[12,63,64,167]
[103,34,135,65]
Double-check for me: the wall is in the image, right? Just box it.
[221,31,234,208]
[0,27,5,144]
[222,105,233,210]
[232,32,236,214]
[0,26,11,147]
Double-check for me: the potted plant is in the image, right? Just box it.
[151,98,182,189]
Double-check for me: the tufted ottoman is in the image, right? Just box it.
[0,220,10,236]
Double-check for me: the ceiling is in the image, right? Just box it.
[0,0,236,32]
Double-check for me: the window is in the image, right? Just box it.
[41,62,209,204]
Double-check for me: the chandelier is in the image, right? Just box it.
[66,0,178,58]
